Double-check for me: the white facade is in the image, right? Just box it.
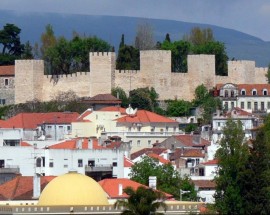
[0,145,125,178]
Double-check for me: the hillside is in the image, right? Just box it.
[0,10,269,67]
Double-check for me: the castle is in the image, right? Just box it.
[2,50,268,105]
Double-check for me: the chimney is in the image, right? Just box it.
[118,184,123,196]
[33,173,41,199]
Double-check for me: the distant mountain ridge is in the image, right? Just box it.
[0,10,269,67]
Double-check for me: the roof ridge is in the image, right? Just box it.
[11,176,20,200]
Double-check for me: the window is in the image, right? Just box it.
[148,140,151,147]
[36,157,42,167]
[252,89,257,95]
[231,102,234,109]
[241,89,246,95]
[224,90,228,97]
[248,102,251,109]
[151,126,155,133]
[224,102,228,110]
[88,160,95,167]
[49,162,54,167]
[128,127,131,131]
[0,99,6,105]
[166,126,169,132]
[231,91,234,97]
[263,89,268,95]
[112,162,117,167]
[261,102,265,111]
[78,159,83,167]
[254,102,258,111]
[137,140,141,147]
[268,102,270,109]
[4,79,9,86]
[67,125,71,131]
[241,102,245,109]
[129,140,133,146]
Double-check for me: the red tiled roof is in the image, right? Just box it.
[98,106,127,115]
[192,180,216,189]
[75,109,92,122]
[124,157,134,167]
[200,160,218,165]
[20,141,32,147]
[0,112,79,129]
[98,178,172,199]
[174,135,210,147]
[0,176,55,200]
[48,138,105,150]
[117,110,177,123]
[147,153,170,164]
[131,148,167,160]
[225,107,252,117]
[172,148,205,159]
[216,83,270,96]
[83,94,121,104]
[0,65,15,76]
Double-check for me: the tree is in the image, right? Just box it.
[114,186,167,215]
[265,64,270,83]
[193,84,210,107]
[239,115,270,214]
[165,33,171,43]
[129,156,196,200]
[129,87,158,112]
[21,41,34,59]
[40,24,57,59]
[116,45,140,70]
[0,23,24,65]
[134,22,155,50]
[214,119,250,214]
[166,99,192,117]
[111,87,129,107]
[184,27,214,46]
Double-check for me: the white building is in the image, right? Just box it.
[0,137,130,181]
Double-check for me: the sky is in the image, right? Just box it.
[1,0,270,41]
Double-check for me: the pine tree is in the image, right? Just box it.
[214,119,250,214]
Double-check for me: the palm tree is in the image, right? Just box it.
[114,186,167,215]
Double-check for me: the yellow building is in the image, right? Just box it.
[71,106,181,153]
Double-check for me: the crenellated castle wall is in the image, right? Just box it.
[14,50,268,104]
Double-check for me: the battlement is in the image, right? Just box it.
[45,72,90,79]
[15,59,44,65]
[90,52,114,57]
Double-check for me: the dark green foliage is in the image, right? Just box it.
[165,33,171,43]
[214,119,250,214]
[161,40,190,72]
[129,87,158,112]
[129,156,196,200]
[116,45,140,70]
[21,41,34,59]
[114,186,167,215]
[42,28,112,74]
[111,87,129,107]
[239,115,270,214]
[192,41,228,76]
[184,27,214,46]
[265,64,270,83]
[166,99,192,116]
[0,23,24,65]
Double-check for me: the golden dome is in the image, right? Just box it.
[38,172,108,206]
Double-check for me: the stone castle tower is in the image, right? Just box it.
[13,50,267,104]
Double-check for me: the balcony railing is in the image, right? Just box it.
[85,164,112,172]
[104,131,184,137]
[0,165,20,174]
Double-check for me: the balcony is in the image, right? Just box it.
[85,164,112,172]
[104,131,184,138]
[0,165,20,174]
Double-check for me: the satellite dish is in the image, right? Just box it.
[133,108,137,115]
[126,105,134,115]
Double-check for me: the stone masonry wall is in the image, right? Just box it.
[0,77,14,105]
[14,50,268,104]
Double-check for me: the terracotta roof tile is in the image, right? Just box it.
[20,141,32,147]
[48,138,105,150]
[83,94,121,104]
[124,157,134,167]
[75,109,92,122]
[0,65,15,76]
[117,110,177,123]
[172,148,205,159]
[98,106,127,114]
[0,112,79,129]
[192,180,216,189]
[147,153,170,164]
[98,178,172,199]
[0,176,55,200]
[200,159,218,165]
[130,148,167,160]
[173,135,210,147]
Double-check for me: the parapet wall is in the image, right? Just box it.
[14,50,268,104]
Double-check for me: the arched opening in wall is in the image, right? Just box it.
[263,89,268,96]
[224,90,229,97]
[231,91,235,97]
[252,89,257,96]
[241,89,246,96]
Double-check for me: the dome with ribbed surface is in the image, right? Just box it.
[38,172,108,206]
